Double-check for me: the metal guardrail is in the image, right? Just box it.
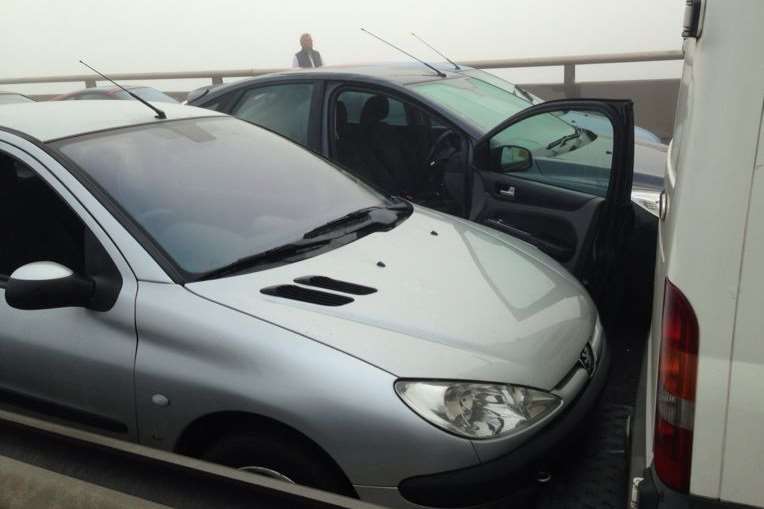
[0,50,684,96]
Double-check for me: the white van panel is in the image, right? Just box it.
[651,0,764,499]
[720,103,764,507]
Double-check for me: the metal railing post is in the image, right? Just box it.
[563,64,576,98]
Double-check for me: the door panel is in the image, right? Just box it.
[0,144,138,439]
[471,99,634,306]
[473,172,603,270]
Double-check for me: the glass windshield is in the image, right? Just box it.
[411,77,533,132]
[459,69,544,105]
[0,94,33,105]
[115,87,179,104]
[52,117,384,275]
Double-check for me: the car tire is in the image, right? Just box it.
[201,430,355,497]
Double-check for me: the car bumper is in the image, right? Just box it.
[391,338,611,509]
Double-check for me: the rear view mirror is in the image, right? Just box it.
[5,261,94,311]
[495,145,533,172]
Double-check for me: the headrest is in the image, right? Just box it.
[360,95,390,127]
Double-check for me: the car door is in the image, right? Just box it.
[469,99,634,312]
[0,142,138,439]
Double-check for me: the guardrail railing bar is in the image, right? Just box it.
[0,50,684,96]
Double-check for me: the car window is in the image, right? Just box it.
[74,92,108,100]
[0,153,87,281]
[231,83,314,145]
[0,94,33,105]
[411,77,532,133]
[332,89,467,215]
[481,109,614,197]
[52,117,384,276]
[113,88,179,104]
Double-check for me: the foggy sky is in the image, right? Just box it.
[2,0,686,94]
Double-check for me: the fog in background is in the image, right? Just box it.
[3,0,686,95]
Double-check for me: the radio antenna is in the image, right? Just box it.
[411,33,461,70]
[360,28,446,78]
[79,60,167,119]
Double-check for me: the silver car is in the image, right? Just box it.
[0,100,614,508]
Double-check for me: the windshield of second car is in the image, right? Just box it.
[115,88,179,104]
[410,77,534,132]
[52,117,385,275]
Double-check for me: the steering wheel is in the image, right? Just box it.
[425,129,460,169]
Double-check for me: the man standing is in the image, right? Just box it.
[292,33,323,68]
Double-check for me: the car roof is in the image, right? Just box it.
[0,101,225,142]
[206,63,466,97]
[277,63,463,84]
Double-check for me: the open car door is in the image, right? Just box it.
[470,99,634,316]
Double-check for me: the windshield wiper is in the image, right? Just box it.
[302,201,410,239]
[197,237,333,281]
[197,201,411,281]
[515,85,535,103]
[546,127,583,150]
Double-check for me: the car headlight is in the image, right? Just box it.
[631,189,661,217]
[394,381,562,440]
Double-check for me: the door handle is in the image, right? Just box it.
[498,186,516,199]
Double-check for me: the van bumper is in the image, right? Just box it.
[634,467,756,509]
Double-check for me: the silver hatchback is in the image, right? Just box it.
[0,101,609,509]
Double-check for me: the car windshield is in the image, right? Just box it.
[459,69,544,105]
[410,76,535,132]
[0,93,33,105]
[51,116,385,276]
[114,87,179,104]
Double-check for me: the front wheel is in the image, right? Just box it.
[201,431,355,497]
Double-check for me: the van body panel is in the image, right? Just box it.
[648,0,764,502]
[720,105,764,507]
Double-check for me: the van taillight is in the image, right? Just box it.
[654,279,698,492]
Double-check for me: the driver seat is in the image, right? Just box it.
[358,96,408,193]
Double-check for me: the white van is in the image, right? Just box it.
[630,1,764,508]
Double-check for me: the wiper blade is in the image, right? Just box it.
[302,202,410,239]
[197,201,411,281]
[197,237,332,281]
[515,85,534,103]
[546,128,582,150]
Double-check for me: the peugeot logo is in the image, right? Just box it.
[579,344,595,377]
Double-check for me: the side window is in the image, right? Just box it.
[76,92,107,100]
[481,109,614,197]
[332,89,467,216]
[0,153,87,281]
[230,83,314,145]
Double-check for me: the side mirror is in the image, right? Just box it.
[5,261,94,311]
[494,145,533,172]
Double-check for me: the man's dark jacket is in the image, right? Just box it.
[295,49,323,68]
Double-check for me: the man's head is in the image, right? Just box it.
[299,33,313,51]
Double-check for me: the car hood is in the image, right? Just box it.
[186,207,596,390]
[633,139,668,191]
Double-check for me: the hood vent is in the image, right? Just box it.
[294,276,377,296]
[261,285,354,307]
